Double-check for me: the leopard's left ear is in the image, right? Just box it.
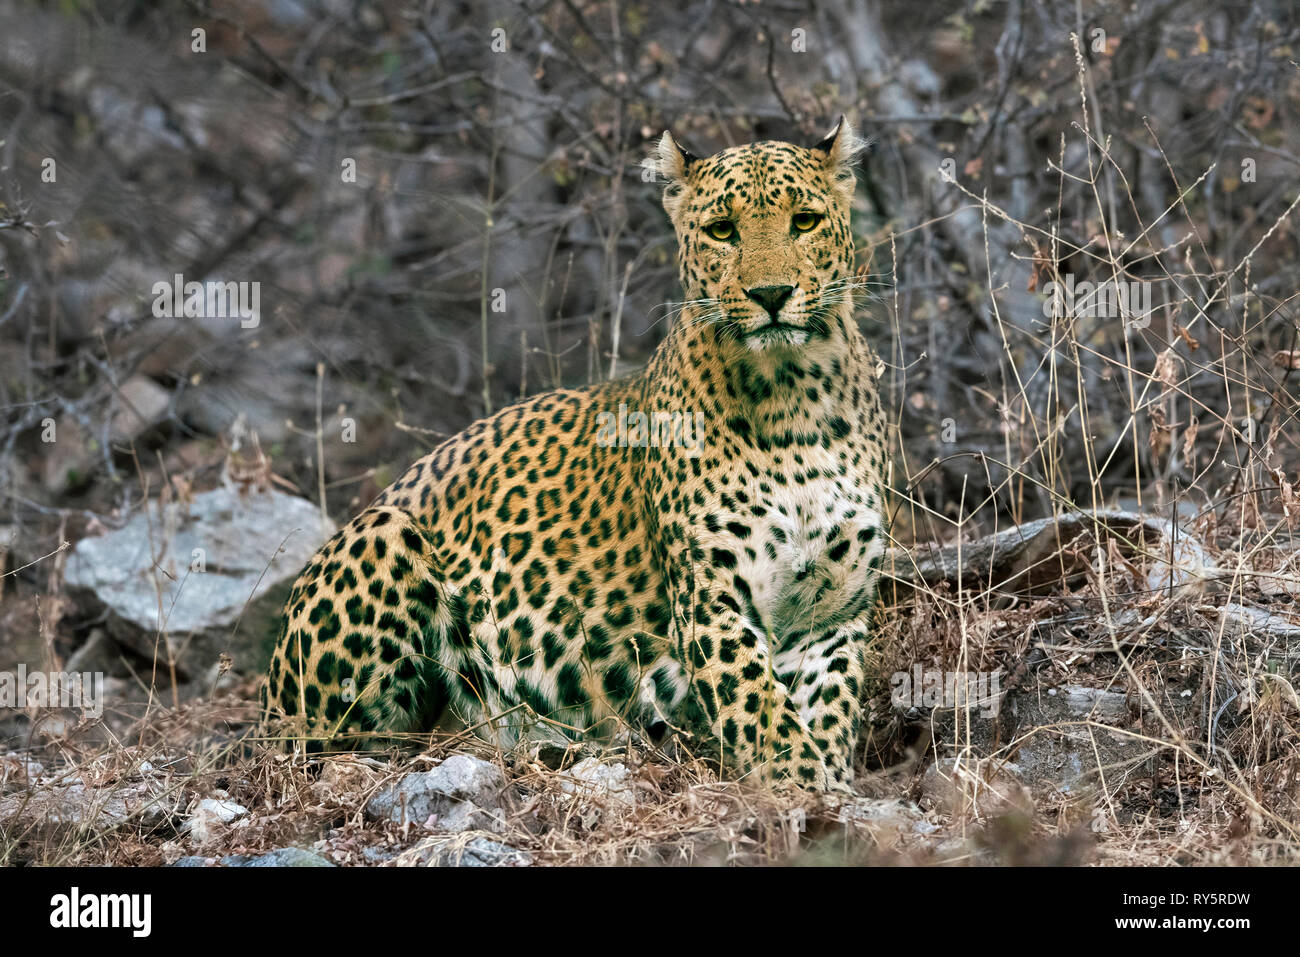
[811,116,866,201]
[812,115,867,164]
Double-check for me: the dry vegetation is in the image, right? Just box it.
[2,0,1299,865]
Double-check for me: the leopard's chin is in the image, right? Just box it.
[743,322,810,350]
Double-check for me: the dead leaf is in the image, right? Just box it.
[1175,325,1200,351]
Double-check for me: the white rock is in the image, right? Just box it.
[559,757,637,807]
[185,798,248,845]
[198,798,248,824]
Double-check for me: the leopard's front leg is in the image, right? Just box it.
[674,602,835,790]
[775,615,874,788]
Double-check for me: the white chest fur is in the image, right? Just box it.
[712,449,885,640]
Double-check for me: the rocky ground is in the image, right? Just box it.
[2,483,1297,867]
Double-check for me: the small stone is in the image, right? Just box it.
[39,376,170,495]
[361,845,399,864]
[109,375,171,442]
[835,797,938,844]
[425,837,532,867]
[365,754,507,826]
[185,798,249,844]
[222,847,335,867]
[199,798,247,822]
[559,757,637,807]
[64,629,119,676]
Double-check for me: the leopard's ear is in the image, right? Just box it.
[653,130,697,181]
[644,130,698,220]
[810,116,867,200]
[811,116,866,166]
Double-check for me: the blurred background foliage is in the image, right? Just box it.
[0,0,1297,554]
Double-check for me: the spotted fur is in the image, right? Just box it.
[261,118,890,790]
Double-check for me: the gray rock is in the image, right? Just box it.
[425,837,532,867]
[63,485,334,677]
[177,367,315,446]
[64,629,120,677]
[1209,603,1300,641]
[918,673,1183,801]
[0,779,180,834]
[361,845,400,864]
[40,375,171,495]
[898,58,942,99]
[438,800,506,834]
[366,755,507,828]
[222,847,335,867]
[169,856,215,867]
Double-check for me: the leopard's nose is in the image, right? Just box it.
[745,285,794,319]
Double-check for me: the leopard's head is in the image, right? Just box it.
[651,117,864,351]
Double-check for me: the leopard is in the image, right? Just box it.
[260,117,890,790]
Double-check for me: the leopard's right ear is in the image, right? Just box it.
[644,131,697,218]
[651,130,697,182]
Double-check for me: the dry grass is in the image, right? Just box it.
[4,493,1298,868]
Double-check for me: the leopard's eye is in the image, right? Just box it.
[705,220,736,242]
[792,211,822,233]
